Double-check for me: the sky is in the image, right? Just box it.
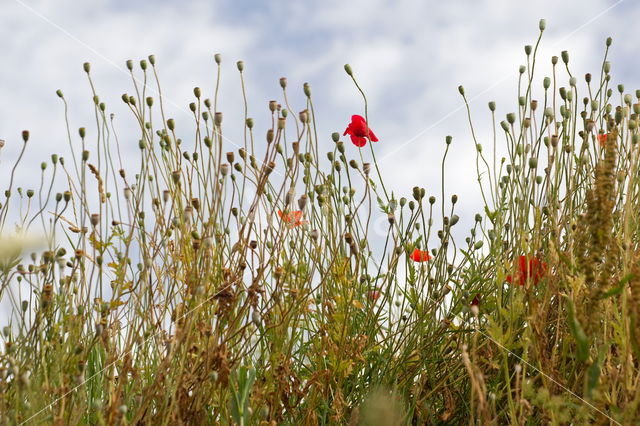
[0,0,637,278]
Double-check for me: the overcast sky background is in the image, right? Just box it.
[0,0,637,294]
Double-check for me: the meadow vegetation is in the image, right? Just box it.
[0,20,639,424]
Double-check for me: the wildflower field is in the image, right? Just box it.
[1,20,640,425]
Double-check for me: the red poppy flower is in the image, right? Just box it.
[410,248,431,262]
[277,210,307,228]
[470,294,481,306]
[367,290,381,302]
[597,133,609,147]
[506,255,547,286]
[343,114,379,147]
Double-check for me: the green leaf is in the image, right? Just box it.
[566,298,589,362]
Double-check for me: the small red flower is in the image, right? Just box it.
[506,255,547,286]
[410,248,431,262]
[470,294,481,306]
[343,114,378,147]
[277,210,307,228]
[597,133,609,147]
[367,290,381,302]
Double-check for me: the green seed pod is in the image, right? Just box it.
[551,56,558,65]
[474,240,484,249]
[519,65,525,74]
[83,62,91,73]
[500,121,509,132]
[561,50,569,65]
[529,157,537,168]
[488,101,496,111]
[236,61,244,72]
[139,60,147,70]
[458,85,465,96]
[524,45,532,55]
[539,19,546,31]
[543,77,551,89]
[344,64,353,76]
[604,61,611,74]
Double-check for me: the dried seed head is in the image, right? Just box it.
[90,214,100,227]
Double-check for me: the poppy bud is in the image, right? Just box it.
[83,62,91,73]
[458,85,465,96]
[429,196,436,204]
[412,186,421,201]
[148,54,156,65]
[344,64,353,76]
[519,65,525,74]
[303,82,311,97]
[445,135,452,145]
[561,50,569,65]
[298,195,308,211]
[349,160,359,169]
[56,89,64,98]
[167,119,175,131]
[606,36,612,47]
[214,112,223,126]
[543,77,551,89]
[539,19,546,31]
[604,61,611,74]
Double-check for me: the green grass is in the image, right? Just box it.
[0,20,639,424]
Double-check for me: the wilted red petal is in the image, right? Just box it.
[410,248,431,262]
[508,255,546,286]
[597,133,608,147]
[367,290,381,301]
[471,294,480,306]
[278,210,306,228]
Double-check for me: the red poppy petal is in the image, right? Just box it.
[368,129,379,142]
[350,135,367,147]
